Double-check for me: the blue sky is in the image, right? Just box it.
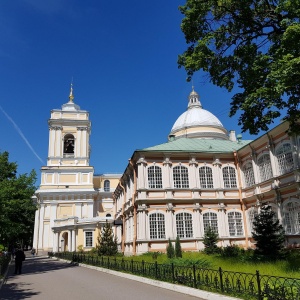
[0,0,272,180]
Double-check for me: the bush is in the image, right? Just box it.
[175,236,182,258]
[220,245,242,257]
[166,239,175,259]
[203,226,219,254]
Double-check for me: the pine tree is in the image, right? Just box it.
[175,236,182,258]
[203,226,219,254]
[252,205,285,258]
[166,238,175,259]
[96,221,118,256]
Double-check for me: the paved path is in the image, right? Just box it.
[0,255,206,300]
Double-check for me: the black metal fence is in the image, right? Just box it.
[49,252,300,300]
[0,255,11,276]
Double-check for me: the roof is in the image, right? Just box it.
[140,138,252,153]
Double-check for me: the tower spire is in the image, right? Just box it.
[69,83,74,102]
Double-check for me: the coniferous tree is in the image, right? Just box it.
[175,236,182,258]
[252,205,285,257]
[166,238,175,259]
[203,226,219,254]
[96,221,118,256]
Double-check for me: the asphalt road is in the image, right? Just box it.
[0,255,204,300]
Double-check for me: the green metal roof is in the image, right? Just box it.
[140,138,252,153]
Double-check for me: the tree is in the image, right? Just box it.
[175,236,182,258]
[252,205,285,257]
[178,0,300,135]
[96,221,118,256]
[203,226,219,254]
[0,151,37,249]
[166,238,175,258]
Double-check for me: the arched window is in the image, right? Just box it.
[148,166,162,189]
[176,212,193,238]
[149,213,165,239]
[106,214,112,218]
[228,211,243,236]
[243,162,255,187]
[104,180,110,192]
[283,201,300,234]
[258,154,273,182]
[248,207,258,234]
[199,166,214,188]
[203,211,218,234]
[173,165,189,188]
[64,134,75,155]
[222,166,237,188]
[276,143,294,175]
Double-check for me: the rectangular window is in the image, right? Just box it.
[85,231,93,247]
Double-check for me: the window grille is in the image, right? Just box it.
[199,166,214,188]
[276,143,294,175]
[149,213,165,239]
[228,211,243,236]
[85,232,93,247]
[203,212,218,234]
[248,207,258,233]
[258,154,273,182]
[176,212,193,238]
[284,202,300,234]
[222,166,237,188]
[173,166,189,188]
[148,166,163,189]
[243,162,255,187]
[104,180,110,192]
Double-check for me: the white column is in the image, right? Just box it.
[68,230,72,251]
[165,205,174,239]
[163,158,172,188]
[53,232,58,252]
[193,206,201,238]
[189,158,198,188]
[38,204,45,250]
[49,127,55,157]
[33,208,40,250]
[72,230,76,252]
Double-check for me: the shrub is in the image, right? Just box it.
[97,221,118,256]
[77,245,84,253]
[175,236,182,258]
[203,226,219,254]
[220,245,242,257]
[166,239,175,259]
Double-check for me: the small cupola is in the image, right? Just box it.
[188,86,202,109]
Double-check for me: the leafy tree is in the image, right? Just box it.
[178,0,300,134]
[175,236,182,258]
[252,205,285,257]
[0,151,37,250]
[96,221,118,256]
[203,226,219,254]
[166,238,175,258]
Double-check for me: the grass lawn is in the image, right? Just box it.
[120,251,300,279]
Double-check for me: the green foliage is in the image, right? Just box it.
[77,245,84,253]
[203,226,219,254]
[175,236,182,258]
[178,0,300,135]
[220,245,243,257]
[0,151,37,249]
[96,221,118,256]
[166,238,175,259]
[252,205,285,258]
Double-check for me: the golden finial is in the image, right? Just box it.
[69,82,74,102]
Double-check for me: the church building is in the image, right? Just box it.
[33,86,300,255]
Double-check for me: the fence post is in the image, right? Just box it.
[193,264,197,288]
[108,257,110,269]
[155,261,158,279]
[219,267,224,292]
[256,270,262,300]
[171,263,175,282]
[142,260,145,275]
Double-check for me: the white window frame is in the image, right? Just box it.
[283,200,300,234]
[228,211,244,236]
[147,165,163,189]
[199,166,214,188]
[247,206,258,234]
[222,166,237,188]
[149,212,166,239]
[104,180,110,192]
[84,231,93,247]
[176,212,193,238]
[173,165,189,189]
[276,143,294,175]
[243,162,255,187]
[257,153,273,182]
[203,211,219,234]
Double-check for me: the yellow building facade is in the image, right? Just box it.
[32,87,121,253]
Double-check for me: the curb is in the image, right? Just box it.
[55,257,239,300]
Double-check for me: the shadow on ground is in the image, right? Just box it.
[0,256,77,300]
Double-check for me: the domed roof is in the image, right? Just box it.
[169,88,228,140]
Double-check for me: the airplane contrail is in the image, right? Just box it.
[0,105,45,165]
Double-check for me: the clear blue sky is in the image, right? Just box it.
[0,0,271,180]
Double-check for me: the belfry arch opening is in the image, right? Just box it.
[64,134,75,155]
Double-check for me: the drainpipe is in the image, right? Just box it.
[234,151,249,248]
[129,159,137,255]
[119,181,126,254]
